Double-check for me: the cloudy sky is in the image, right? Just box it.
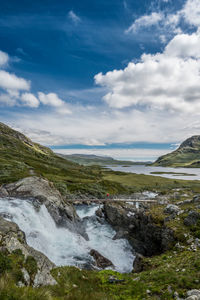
[0,0,200,161]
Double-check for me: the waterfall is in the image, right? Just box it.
[0,198,134,273]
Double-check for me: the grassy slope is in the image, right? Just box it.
[0,123,130,197]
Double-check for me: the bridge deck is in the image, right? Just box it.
[67,199,156,203]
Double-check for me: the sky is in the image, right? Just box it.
[0,0,200,161]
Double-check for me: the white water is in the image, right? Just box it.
[0,198,134,273]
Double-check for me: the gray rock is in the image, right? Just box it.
[164,204,180,215]
[184,211,200,226]
[0,217,56,287]
[2,176,76,222]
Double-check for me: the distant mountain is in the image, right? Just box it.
[57,153,150,166]
[153,136,200,167]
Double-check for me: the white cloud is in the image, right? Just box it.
[165,32,200,58]
[126,12,163,33]
[38,92,64,107]
[0,50,9,67]
[0,70,30,91]
[68,10,81,24]
[21,93,40,108]
[38,92,71,114]
[182,0,200,27]
[95,31,200,113]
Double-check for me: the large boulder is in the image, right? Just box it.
[0,217,56,287]
[0,177,89,238]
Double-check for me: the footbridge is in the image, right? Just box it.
[67,199,157,204]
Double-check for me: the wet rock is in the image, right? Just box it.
[95,208,103,218]
[164,204,180,215]
[0,187,9,197]
[108,276,125,284]
[112,230,128,240]
[132,253,144,273]
[90,249,114,269]
[0,216,56,287]
[104,203,175,256]
[184,211,200,226]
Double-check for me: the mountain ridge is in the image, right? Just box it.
[153,135,200,167]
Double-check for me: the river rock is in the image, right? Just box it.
[104,203,175,256]
[0,216,56,287]
[184,211,200,226]
[90,249,114,269]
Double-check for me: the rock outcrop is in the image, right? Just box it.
[104,203,175,256]
[0,216,56,287]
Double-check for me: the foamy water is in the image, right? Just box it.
[0,198,134,273]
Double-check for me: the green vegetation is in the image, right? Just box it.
[103,170,200,193]
[153,135,200,167]
[0,248,200,299]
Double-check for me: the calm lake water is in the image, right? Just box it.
[107,165,200,181]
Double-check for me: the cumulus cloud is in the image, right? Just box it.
[182,0,200,27]
[0,70,30,91]
[68,10,81,24]
[38,92,71,114]
[95,30,200,113]
[21,93,40,108]
[0,51,70,112]
[0,50,9,67]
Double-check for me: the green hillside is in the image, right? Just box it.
[153,136,200,167]
[0,122,128,196]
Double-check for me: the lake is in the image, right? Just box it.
[107,165,200,181]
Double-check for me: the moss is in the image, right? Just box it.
[24,256,37,282]
[0,253,12,274]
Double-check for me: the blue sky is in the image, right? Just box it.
[0,0,200,160]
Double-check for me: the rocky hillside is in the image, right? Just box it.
[153,135,200,167]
